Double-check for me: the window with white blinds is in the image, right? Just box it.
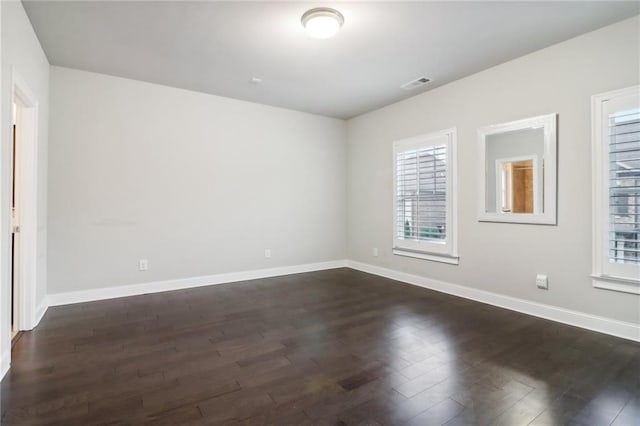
[592,86,640,294]
[393,129,458,264]
[608,109,640,265]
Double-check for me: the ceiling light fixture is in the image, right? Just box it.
[301,7,344,39]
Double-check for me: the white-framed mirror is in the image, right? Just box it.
[478,113,557,224]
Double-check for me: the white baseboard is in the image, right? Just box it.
[47,260,348,307]
[0,350,9,381]
[34,297,48,328]
[347,260,640,342]
[41,258,639,343]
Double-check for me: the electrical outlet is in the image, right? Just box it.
[536,274,548,290]
[264,249,271,259]
[372,247,379,257]
[139,259,149,271]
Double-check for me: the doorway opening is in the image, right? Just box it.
[11,101,19,342]
[9,71,39,345]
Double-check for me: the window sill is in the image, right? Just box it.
[592,275,640,295]
[393,248,459,265]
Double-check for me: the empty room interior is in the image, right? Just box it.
[1,0,640,424]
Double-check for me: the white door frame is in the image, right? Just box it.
[10,68,39,331]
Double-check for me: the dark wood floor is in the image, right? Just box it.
[1,268,639,425]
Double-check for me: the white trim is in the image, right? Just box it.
[392,127,458,261]
[34,297,48,326]
[0,4,5,383]
[392,249,459,265]
[478,113,557,225]
[591,85,640,292]
[10,68,40,331]
[592,277,640,295]
[47,260,348,306]
[0,350,10,381]
[347,260,640,342]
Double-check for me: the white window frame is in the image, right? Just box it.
[592,85,640,294]
[392,128,458,265]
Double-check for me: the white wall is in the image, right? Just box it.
[48,66,347,295]
[0,0,49,375]
[347,16,640,325]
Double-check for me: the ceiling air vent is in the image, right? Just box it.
[400,77,431,90]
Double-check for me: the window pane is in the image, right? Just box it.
[608,108,640,264]
[396,144,447,241]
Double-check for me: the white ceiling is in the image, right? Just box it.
[23,1,640,119]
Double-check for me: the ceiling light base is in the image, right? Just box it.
[301,7,344,39]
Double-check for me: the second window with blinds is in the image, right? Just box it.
[592,85,640,294]
[393,128,458,264]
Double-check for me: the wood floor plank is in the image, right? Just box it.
[1,268,638,425]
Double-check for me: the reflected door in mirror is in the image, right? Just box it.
[499,159,534,214]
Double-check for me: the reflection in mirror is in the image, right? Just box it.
[478,114,557,224]
[485,128,543,214]
[499,158,535,213]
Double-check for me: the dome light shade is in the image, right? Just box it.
[301,8,344,39]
